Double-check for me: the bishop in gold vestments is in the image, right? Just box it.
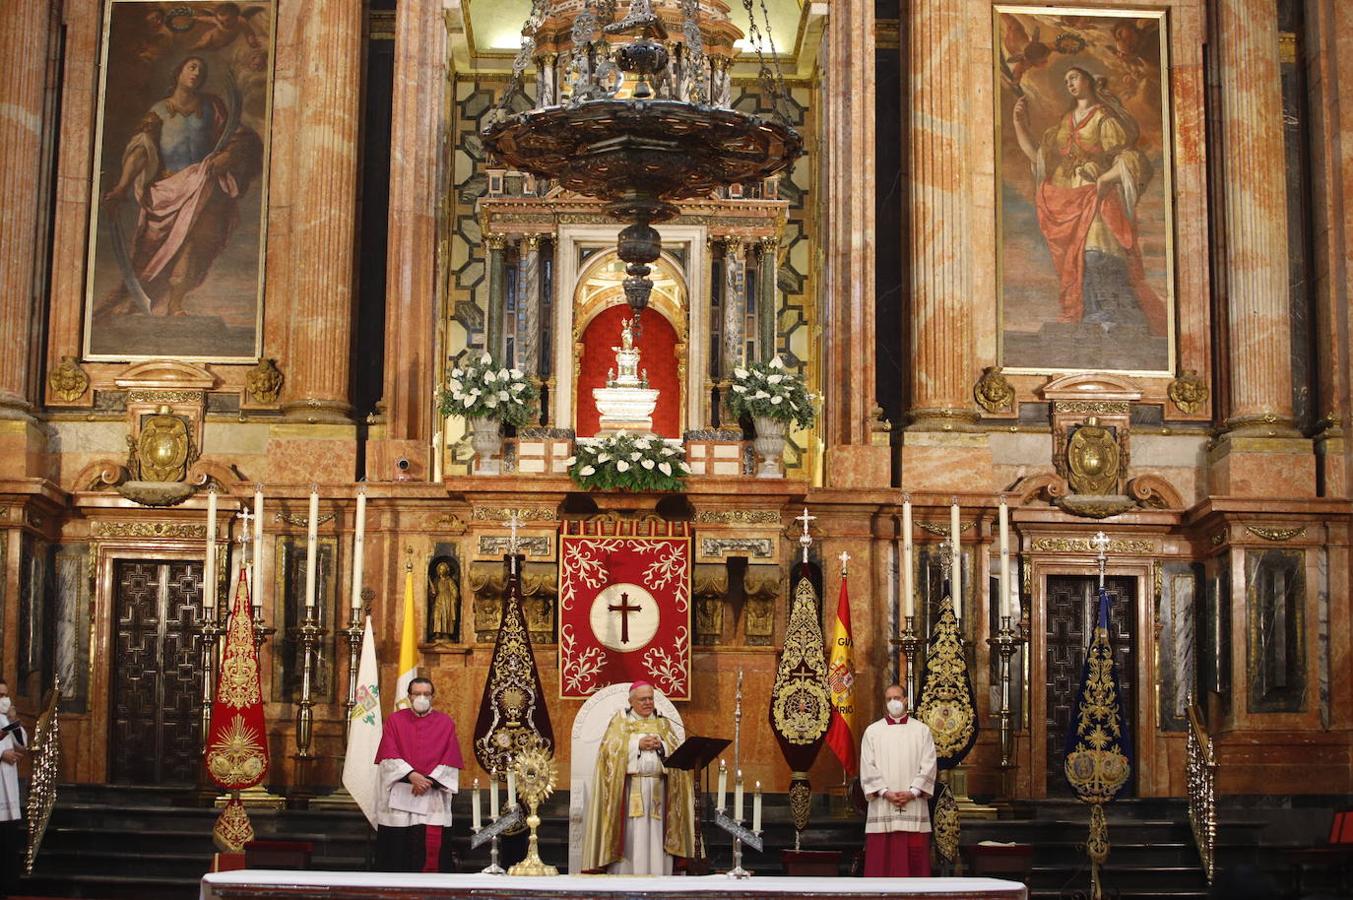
[581,682,695,874]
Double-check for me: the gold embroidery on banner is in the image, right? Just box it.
[932,784,960,862]
[206,714,268,787]
[212,797,256,853]
[1064,621,1131,805]
[770,575,832,745]
[788,776,813,833]
[218,609,263,709]
[915,596,977,761]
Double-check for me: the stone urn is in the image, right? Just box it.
[752,415,787,478]
[469,417,503,474]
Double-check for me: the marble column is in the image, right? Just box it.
[1216,0,1294,433]
[757,237,779,362]
[282,1,362,423]
[381,0,448,444]
[485,234,509,359]
[721,239,747,376]
[1206,0,1313,496]
[519,235,542,375]
[1304,0,1352,498]
[0,0,52,419]
[905,0,976,430]
[821,0,888,487]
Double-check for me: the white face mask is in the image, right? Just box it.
[0,697,10,715]
[886,698,906,718]
[411,695,432,714]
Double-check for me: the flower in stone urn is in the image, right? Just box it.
[439,353,538,475]
[727,356,816,478]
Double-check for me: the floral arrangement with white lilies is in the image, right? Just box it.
[438,353,538,428]
[726,355,816,428]
[567,431,689,491]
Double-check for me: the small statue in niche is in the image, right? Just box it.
[427,556,461,642]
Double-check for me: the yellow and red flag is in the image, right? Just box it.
[825,571,857,776]
[205,564,270,851]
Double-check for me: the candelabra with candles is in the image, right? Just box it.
[890,497,924,712]
[987,498,1027,770]
[198,488,226,751]
[469,770,522,875]
[713,669,762,878]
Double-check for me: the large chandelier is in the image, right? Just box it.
[482,0,803,322]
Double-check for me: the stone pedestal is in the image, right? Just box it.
[1207,435,1316,498]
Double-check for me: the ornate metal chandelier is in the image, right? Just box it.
[482,0,803,321]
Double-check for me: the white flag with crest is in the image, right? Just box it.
[341,615,383,828]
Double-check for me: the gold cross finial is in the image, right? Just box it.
[796,508,815,563]
[839,550,850,576]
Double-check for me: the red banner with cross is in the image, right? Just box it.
[558,521,691,700]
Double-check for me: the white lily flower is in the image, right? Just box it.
[732,385,747,393]
[451,390,464,402]
[616,460,630,472]
[485,369,498,382]
[770,355,784,369]
[468,388,481,398]
[484,394,498,407]
[767,373,784,384]
[580,465,596,476]
[754,390,769,400]
[448,379,463,393]
[498,390,509,401]
[629,451,641,461]
[510,382,524,392]
[636,439,651,449]
[658,461,672,476]
[481,352,493,364]
[641,459,655,470]
[661,446,676,456]
[565,456,577,466]
[734,367,749,379]
[771,395,783,405]
[498,368,509,379]
[510,368,523,379]
[678,461,691,473]
[597,453,611,463]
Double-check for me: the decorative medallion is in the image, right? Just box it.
[1245,525,1306,543]
[1066,418,1121,496]
[974,366,1015,414]
[769,571,833,748]
[245,358,284,405]
[1167,370,1208,415]
[130,407,193,483]
[915,595,979,767]
[48,356,90,404]
[474,556,553,778]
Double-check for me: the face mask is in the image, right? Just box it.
[411,696,432,714]
[0,697,10,715]
[886,699,906,718]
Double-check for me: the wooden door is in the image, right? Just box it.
[1045,574,1137,798]
[108,559,205,785]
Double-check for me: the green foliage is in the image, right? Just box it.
[726,356,816,429]
[438,353,538,428]
[567,432,689,492]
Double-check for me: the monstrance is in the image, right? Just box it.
[507,741,559,876]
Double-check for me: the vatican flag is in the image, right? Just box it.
[394,564,418,710]
[341,615,383,828]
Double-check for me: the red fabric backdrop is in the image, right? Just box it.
[576,304,681,438]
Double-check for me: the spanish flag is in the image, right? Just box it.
[825,571,857,776]
[393,563,418,710]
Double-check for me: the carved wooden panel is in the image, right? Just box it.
[1045,574,1136,797]
[109,559,205,785]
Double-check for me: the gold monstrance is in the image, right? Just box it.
[507,742,558,876]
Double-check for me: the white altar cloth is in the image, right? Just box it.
[201,871,1027,900]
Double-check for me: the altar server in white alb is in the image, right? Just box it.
[0,679,27,893]
[858,683,938,877]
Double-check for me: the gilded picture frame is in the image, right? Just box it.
[993,5,1176,376]
[83,0,276,362]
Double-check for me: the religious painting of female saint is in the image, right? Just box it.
[994,7,1175,374]
[84,1,275,361]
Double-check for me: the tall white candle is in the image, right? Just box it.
[734,770,744,823]
[351,485,367,611]
[490,776,500,819]
[472,778,482,830]
[252,485,264,611]
[204,488,218,610]
[304,485,319,608]
[753,781,762,833]
[506,771,517,808]
[950,499,962,626]
[716,759,727,812]
[998,498,1011,621]
[902,498,914,618]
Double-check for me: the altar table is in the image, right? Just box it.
[201,871,1027,900]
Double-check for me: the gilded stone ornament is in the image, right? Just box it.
[129,407,194,483]
[245,358,284,405]
[1167,370,1209,415]
[1030,537,1155,555]
[1066,418,1121,496]
[48,356,90,403]
[974,366,1015,414]
[1245,525,1306,542]
[91,521,207,539]
[693,509,781,525]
